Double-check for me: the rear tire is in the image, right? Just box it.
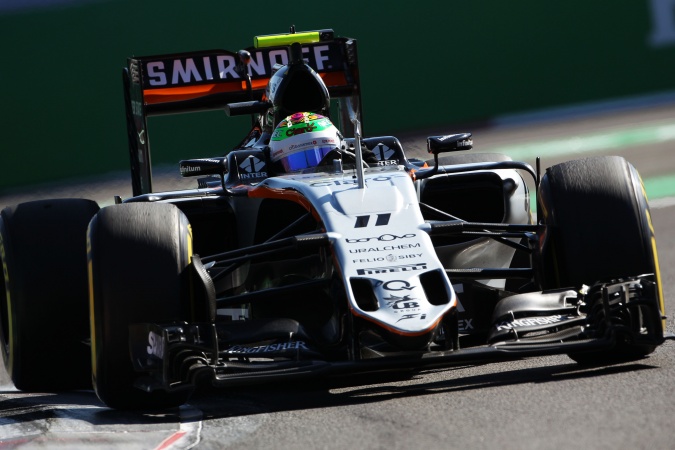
[88,203,193,409]
[537,156,664,363]
[0,199,99,391]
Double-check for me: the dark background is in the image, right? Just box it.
[2,0,674,190]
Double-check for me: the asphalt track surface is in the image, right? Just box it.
[1,104,675,449]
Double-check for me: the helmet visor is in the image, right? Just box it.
[280,145,336,172]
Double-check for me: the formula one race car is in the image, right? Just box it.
[0,28,671,410]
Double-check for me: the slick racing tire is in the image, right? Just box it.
[89,203,193,410]
[538,155,664,364]
[0,199,100,391]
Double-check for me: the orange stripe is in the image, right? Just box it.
[142,70,352,105]
[250,78,271,89]
[144,82,246,104]
[320,72,348,87]
[247,185,324,223]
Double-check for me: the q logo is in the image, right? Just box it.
[381,280,415,291]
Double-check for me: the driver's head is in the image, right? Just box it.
[269,112,343,173]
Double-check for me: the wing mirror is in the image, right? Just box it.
[426,133,473,154]
[179,157,229,177]
[413,133,472,180]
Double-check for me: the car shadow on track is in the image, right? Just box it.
[0,360,658,425]
[189,359,658,420]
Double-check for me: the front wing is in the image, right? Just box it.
[129,277,671,394]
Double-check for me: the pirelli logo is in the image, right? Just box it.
[356,263,428,275]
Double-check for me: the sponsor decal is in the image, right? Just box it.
[353,257,385,264]
[147,331,164,358]
[240,172,267,180]
[396,313,427,323]
[391,301,420,310]
[143,44,335,88]
[376,160,399,166]
[238,156,267,179]
[179,158,224,176]
[384,295,420,311]
[309,174,407,187]
[180,165,202,175]
[226,341,309,354]
[352,254,421,264]
[372,143,397,160]
[349,244,421,253]
[354,213,390,228]
[356,263,428,275]
[396,253,421,260]
[288,141,318,151]
[346,233,416,243]
[458,319,474,332]
[285,124,316,136]
[437,135,473,147]
[495,315,564,331]
[379,280,415,291]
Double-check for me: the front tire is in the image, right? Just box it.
[0,199,100,391]
[537,156,664,363]
[88,203,193,409]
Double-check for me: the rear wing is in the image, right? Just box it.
[123,32,362,195]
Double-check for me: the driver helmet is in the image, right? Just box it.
[269,112,343,172]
